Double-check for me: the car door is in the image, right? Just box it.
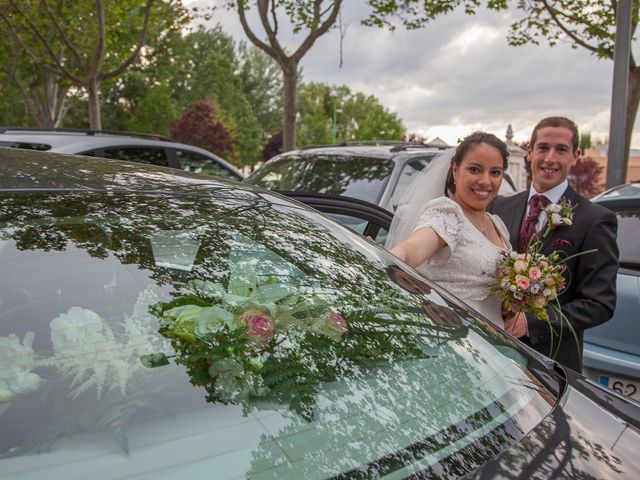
[170,148,244,181]
[583,199,640,402]
[280,191,393,245]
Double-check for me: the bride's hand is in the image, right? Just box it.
[504,311,527,338]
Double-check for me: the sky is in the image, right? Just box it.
[192,2,636,148]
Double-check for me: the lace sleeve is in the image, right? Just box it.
[414,197,465,263]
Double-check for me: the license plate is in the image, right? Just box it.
[599,374,640,401]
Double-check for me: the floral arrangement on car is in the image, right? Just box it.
[493,198,595,356]
[145,269,423,420]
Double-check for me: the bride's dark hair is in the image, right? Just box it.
[444,131,509,196]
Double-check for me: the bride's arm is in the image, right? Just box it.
[388,227,446,268]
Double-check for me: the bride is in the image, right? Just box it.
[386,132,525,336]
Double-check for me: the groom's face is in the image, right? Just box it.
[528,126,580,193]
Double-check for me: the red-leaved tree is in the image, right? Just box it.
[262,131,283,162]
[403,133,427,143]
[569,156,605,198]
[170,101,238,162]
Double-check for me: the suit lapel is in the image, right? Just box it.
[507,191,529,247]
[541,186,580,251]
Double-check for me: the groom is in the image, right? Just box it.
[490,116,618,372]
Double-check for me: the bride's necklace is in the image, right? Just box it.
[462,209,490,237]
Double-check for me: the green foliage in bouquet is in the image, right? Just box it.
[146,269,425,420]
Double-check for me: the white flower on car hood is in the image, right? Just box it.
[0,332,41,414]
[45,289,170,399]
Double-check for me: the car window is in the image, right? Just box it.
[101,146,170,166]
[327,212,388,244]
[176,149,240,180]
[387,156,434,212]
[245,154,395,204]
[614,208,640,267]
[0,189,554,478]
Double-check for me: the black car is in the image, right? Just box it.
[1,147,639,479]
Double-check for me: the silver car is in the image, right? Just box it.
[245,143,517,213]
[0,127,244,180]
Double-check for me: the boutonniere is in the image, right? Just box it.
[543,198,576,238]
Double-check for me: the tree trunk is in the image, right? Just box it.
[281,60,298,152]
[86,77,102,130]
[624,67,640,182]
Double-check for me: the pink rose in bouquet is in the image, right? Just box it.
[494,250,566,322]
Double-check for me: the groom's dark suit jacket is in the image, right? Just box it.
[489,186,619,372]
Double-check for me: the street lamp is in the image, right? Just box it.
[330,90,337,144]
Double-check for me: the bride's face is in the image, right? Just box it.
[451,143,504,212]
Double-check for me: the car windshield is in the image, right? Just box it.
[0,188,555,479]
[245,154,395,204]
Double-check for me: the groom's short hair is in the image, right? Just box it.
[530,117,579,152]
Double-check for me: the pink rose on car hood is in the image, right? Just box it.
[237,311,275,341]
[311,311,348,341]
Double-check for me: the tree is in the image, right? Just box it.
[1,28,72,127]
[237,43,283,136]
[506,1,640,183]
[404,133,428,143]
[580,132,593,152]
[296,82,405,146]
[362,0,508,29]
[0,0,190,129]
[568,156,605,198]
[262,131,283,161]
[228,0,343,151]
[170,101,239,163]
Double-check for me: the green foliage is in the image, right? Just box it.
[0,0,192,128]
[297,82,406,146]
[362,0,508,30]
[579,132,593,151]
[237,43,284,136]
[127,85,177,136]
[506,1,632,60]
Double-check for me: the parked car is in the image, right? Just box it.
[244,142,518,213]
[0,127,243,180]
[582,190,640,403]
[1,147,640,479]
[592,180,640,200]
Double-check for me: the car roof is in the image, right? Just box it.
[0,128,244,178]
[0,128,172,151]
[592,182,640,202]
[271,143,448,162]
[0,147,247,194]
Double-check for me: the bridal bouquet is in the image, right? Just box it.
[493,198,595,356]
[494,249,566,322]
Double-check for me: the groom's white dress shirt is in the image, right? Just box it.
[525,179,568,233]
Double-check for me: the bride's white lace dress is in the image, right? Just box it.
[413,197,511,327]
